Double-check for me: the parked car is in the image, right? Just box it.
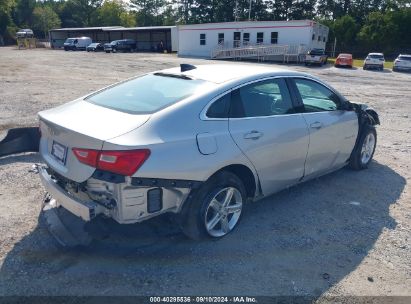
[363,53,385,70]
[335,53,353,68]
[104,39,137,53]
[63,37,92,51]
[16,28,34,38]
[393,54,411,72]
[38,64,379,242]
[305,49,328,66]
[86,43,104,52]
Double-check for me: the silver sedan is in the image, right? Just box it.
[38,64,379,240]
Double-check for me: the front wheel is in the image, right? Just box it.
[180,171,246,240]
[349,125,377,170]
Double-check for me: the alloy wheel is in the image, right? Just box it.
[361,133,376,165]
[204,187,243,237]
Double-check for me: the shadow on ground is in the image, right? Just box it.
[0,161,405,296]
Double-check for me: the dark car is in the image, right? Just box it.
[305,48,328,66]
[104,39,137,53]
[86,43,104,52]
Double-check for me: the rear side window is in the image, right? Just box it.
[230,79,294,118]
[86,74,209,114]
[207,94,230,118]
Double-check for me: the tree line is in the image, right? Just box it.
[1,0,410,56]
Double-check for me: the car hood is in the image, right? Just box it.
[38,99,150,141]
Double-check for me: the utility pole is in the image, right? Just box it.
[332,37,337,58]
[248,0,252,21]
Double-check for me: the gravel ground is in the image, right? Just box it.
[0,47,410,299]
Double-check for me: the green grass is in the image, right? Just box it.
[328,57,394,69]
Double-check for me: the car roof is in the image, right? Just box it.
[399,54,411,57]
[158,64,311,84]
[338,53,352,57]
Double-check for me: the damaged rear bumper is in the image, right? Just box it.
[38,166,199,224]
[39,166,101,221]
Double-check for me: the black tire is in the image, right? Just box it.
[179,171,246,240]
[349,125,377,170]
[363,65,367,70]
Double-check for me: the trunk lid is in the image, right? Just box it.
[38,99,150,182]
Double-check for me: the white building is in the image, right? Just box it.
[177,20,329,58]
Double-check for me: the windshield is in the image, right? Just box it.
[398,55,411,61]
[110,41,118,45]
[86,74,211,114]
[65,38,75,43]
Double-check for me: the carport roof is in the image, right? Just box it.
[106,26,176,31]
[50,26,124,32]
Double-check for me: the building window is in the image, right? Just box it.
[318,35,321,41]
[218,33,224,44]
[243,33,250,45]
[271,32,278,44]
[312,34,315,40]
[257,32,264,44]
[200,33,206,45]
[323,37,326,42]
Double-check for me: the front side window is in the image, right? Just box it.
[294,78,341,112]
[257,32,264,44]
[200,33,206,45]
[86,74,211,114]
[271,32,278,44]
[230,79,293,118]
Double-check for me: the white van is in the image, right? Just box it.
[63,37,92,51]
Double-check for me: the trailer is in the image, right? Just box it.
[177,20,329,60]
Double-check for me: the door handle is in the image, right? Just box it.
[310,122,323,129]
[244,130,263,140]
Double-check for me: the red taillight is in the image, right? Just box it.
[72,148,150,176]
[72,148,99,167]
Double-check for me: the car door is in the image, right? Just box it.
[290,77,358,179]
[228,78,310,196]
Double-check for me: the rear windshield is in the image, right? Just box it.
[399,55,411,61]
[309,49,324,55]
[86,74,210,114]
[369,54,384,59]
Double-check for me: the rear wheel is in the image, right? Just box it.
[349,125,377,170]
[180,171,246,240]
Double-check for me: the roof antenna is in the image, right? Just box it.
[180,64,196,72]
